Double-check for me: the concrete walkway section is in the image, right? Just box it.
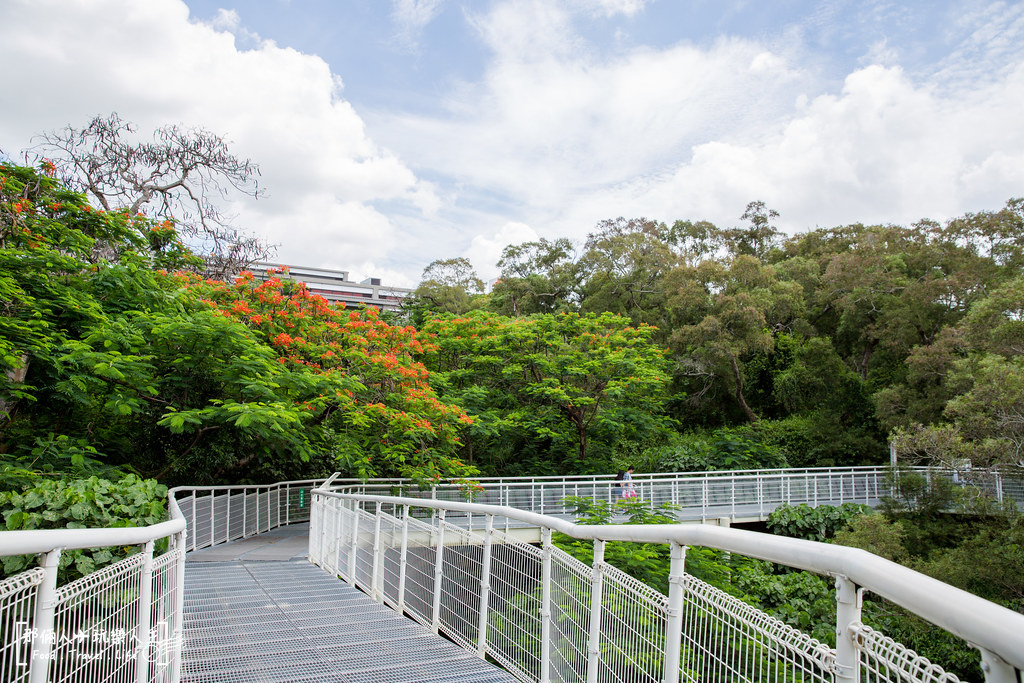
[182,558,519,683]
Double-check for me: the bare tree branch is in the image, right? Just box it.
[33,113,276,278]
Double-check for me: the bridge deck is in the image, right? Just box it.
[182,526,518,683]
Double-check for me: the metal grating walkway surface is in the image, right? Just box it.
[182,560,520,683]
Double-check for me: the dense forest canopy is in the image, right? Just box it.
[3,156,1022,483]
[413,199,1024,476]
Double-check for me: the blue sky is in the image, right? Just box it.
[2,1,1023,285]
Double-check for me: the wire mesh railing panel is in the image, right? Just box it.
[225,492,246,542]
[0,568,44,683]
[146,550,181,682]
[49,552,145,683]
[402,517,441,629]
[678,572,835,683]
[377,512,404,608]
[595,563,669,683]
[191,494,213,551]
[547,546,594,683]
[210,492,229,547]
[437,523,485,650]
[484,537,545,681]
[851,623,963,683]
[352,508,377,590]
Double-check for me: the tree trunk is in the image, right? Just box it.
[729,355,758,424]
[0,355,29,422]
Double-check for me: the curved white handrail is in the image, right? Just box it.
[313,484,1024,679]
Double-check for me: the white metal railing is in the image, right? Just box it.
[310,476,1024,683]
[170,478,328,552]
[0,501,187,683]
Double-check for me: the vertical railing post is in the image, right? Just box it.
[476,515,495,658]
[663,542,686,683]
[757,474,763,516]
[431,509,448,634]
[170,529,186,683]
[242,490,248,539]
[398,505,410,612]
[189,490,197,551]
[586,540,606,683]
[285,483,291,525]
[28,547,61,683]
[372,502,383,602]
[701,477,707,522]
[539,527,553,683]
[134,541,155,683]
[995,471,1004,503]
[224,491,232,545]
[835,575,862,683]
[209,491,215,546]
[348,499,360,584]
[979,648,1018,683]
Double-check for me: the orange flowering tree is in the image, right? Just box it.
[176,269,476,485]
[1,162,474,487]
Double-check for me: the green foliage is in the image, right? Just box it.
[766,503,871,542]
[645,427,787,473]
[557,496,681,593]
[0,474,167,582]
[422,310,672,475]
[830,513,908,562]
[0,163,476,487]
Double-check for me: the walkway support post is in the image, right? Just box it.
[834,575,862,683]
[539,527,553,683]
[431,509,447,634]
[28,548,61,683]
[476,514,495,658]
[663,541,686,683]
[586,539,606,683]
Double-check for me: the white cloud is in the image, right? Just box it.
[391,0,446,50]
[372,0,1024,267]
[464,221,540,281]
[0,0,433,280]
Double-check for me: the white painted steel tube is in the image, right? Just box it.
[0,518,186,555]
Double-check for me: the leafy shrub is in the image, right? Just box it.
[766,502,871,542]
[645,427,787,473]
[741,414,887,468]
[1,474,167,582]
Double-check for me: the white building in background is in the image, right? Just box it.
[247,262,412,313]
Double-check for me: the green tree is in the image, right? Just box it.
[577,217,680,330]
[666,256,804,423]
[490,238,579,316]
[406,257,486,325]
[422,310,672,473]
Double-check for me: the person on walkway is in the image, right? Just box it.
[615,467,636,500]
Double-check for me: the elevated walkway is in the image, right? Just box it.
[181,524,517,683]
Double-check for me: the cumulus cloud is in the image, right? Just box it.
[0,0,433,279]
